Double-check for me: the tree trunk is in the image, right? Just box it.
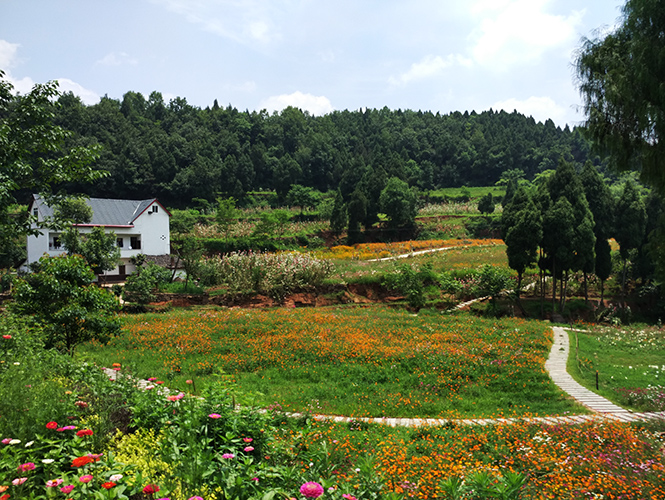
[516,271,527,316]
[583,272,588,305]
[621,258,627,307]
[600,278,605,306]
[551,260,556,315]
[561,270,568,314]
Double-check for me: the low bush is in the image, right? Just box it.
[198,251,334,299]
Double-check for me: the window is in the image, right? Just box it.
[117,237,124,248]
[52,237,61,250]
[33,208,39,216]
[152,205,159,213]
[130,236,141,250]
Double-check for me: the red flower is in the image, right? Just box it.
[46,421,58,429]
[143,484,160,494]
[101,482,116,490]
[71,456,93,468]
[2,335,11,339]
[0,493,9,500]
[76,429,93,437]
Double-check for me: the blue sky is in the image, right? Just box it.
[2,0,623,126]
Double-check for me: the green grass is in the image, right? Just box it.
[428,186,506,200]
[567,323,665,411]
[80,307,586,419]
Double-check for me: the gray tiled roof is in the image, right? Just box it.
[33,195,157,226]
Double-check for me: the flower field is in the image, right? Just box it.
[82,307,583,418]
[314,239,504,261]
[289,417,665,499]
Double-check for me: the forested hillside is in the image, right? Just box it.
[53,91,600,207]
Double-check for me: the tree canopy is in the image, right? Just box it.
[576,0,665,192]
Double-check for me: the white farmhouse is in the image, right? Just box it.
[26,195,171,280]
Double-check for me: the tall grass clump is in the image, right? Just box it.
[199,251,334,298]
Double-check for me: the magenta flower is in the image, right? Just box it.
[166,392,184,402]
[342,495,358,500]
[46,478,64,487]
[244,446,254,452]
[1,438,11,444]
[56,425,76,432]
[60,485,75,494]
[79,474,93,483]
[208,413,222,419]
[222,453,235,459]
[300,482,324,498]
[17,462,36,472]
[243,437,253,442]
[12,478,27,486]
[147,377,157,381]
[188,497,204,500]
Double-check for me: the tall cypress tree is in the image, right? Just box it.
[615,180,647,304]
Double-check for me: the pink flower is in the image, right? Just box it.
[60,484,75,494]
[188,497,204,500]
[244,446,254,452]
[243,437,253,442]
[18,462,35,472]
[143,484,160,494]
[186,379,193,385]
[166,392,184,402]
[87,453,103,461]
[12,477,28,486]
[222,453,235,459]
[147,377,157,381]
[1,438,10,444]
[300,482,324,498]
[56,425,76,432]
[46,478,64,487]
[79,475,93,483]
[251,477,259,482]
[342,495,358,500]
[208,413,222,419]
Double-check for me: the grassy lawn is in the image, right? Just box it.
[567,323,665,411]
[80,307,586,419]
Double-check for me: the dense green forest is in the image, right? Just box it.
[52,91,602,207]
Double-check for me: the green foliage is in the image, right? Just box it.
[474,264,512,305]
[576,0,665,192]
[54,196,93,224]
[440,470,527,499]
[330,189,347,234]
[62,226,121,275]
[173,238,203,291]
[286,184,321,212]
[170,208,201,235]
[0,71,103,264]
[379,177,418,231]
[477,192,495,214]
[123,261,172,304]
[198,251,333,299]
[216,196,239,240]
[253,209,291,238]
[11,254,120,354]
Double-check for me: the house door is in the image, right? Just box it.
[119,265,126,277]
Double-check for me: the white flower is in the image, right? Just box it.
[109,474,123,481]
[9,439,20,445]
[42,459,55,464]
[24,441,34,447]
[13,362,19,365]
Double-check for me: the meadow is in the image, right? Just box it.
[80,307,585,419]
[567,323,665,412]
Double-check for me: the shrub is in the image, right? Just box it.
[198,251,334,299]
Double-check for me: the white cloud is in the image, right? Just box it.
[0,39,20,69]
[150,0,280,45]
[492,96,567,125]
[56,78,100,105]
[390,54,471,86]
[260,91,333,115]
[469,0,584,70]
[95,52,138,67]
